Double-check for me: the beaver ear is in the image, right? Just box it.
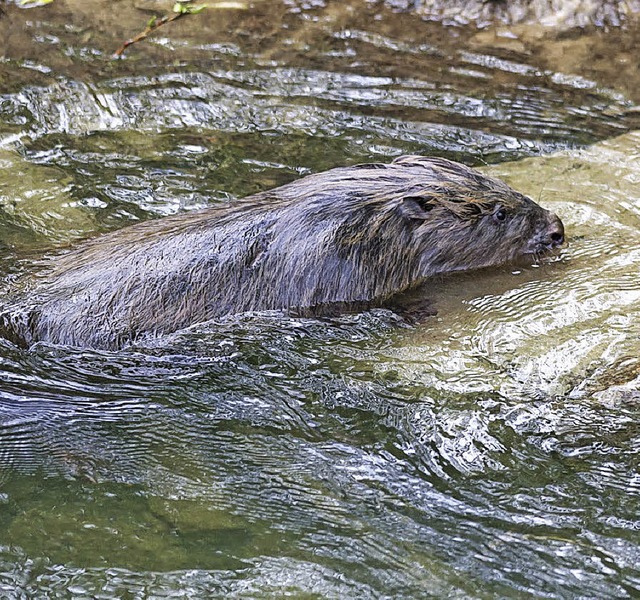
[399,196,434,221]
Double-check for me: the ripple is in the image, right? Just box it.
[3,67,633,161]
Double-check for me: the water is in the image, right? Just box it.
[1,1,639,597]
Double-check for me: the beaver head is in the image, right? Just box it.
[287,155,564,307]
[386,156,564,277]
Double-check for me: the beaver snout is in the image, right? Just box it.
[526,212,564,255]
[545,214,565,249]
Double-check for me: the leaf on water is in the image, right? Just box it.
[188,4,209,15]
[18,0,54,6]
[173,0,247,14]
[210,1,248,8]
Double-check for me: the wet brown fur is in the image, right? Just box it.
[0,155,564,349]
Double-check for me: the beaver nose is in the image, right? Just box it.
[546,214,564,247]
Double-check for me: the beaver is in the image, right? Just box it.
[0,155,564,349]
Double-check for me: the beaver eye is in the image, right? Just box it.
[494,208,507,222]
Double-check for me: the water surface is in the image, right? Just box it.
[1,1,639,597]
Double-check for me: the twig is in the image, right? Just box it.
[114,1,247,59]
[114,11,187,58]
